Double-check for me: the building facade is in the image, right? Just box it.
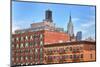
[44,41,96,64]
[11,30,70,66]
[12,31,44,66]
[11,33,96,66]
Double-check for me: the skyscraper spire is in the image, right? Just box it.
[67,12,74,38]
[69,12,72,22]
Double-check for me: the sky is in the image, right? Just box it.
[12,1,96,40]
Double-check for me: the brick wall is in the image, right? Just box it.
[44,30,70,45]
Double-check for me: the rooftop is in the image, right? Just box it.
[44,41,96,47]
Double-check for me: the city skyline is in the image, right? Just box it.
[12,1,96,40]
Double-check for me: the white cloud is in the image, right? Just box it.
[81,15,95,28]
[12,19,31,34]
[73,15,95,40]
[81,21,95,28]
[81,20,95,40]
[72,17,80,22]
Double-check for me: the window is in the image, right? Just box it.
[30,35,33,40]
[77,55,79,59]
[12,57,14,61]
[70,47,72,51]
[20,50,23,53]
[29,42,32,46]
[30,50,33,54]
[16,57,19,61]
[34,34,38,38]
[48,56,52,60]
[90,54,93,59]
[25,36,28,40]
[90,46,95,50]
[20,43,23,48]
[80,47,83,50]
[40,41,43,46]
[16,37,19,41]
[73,49,76,52]
[40,48,43,63]
[40,48,43,57]
[34,34,36,38]
[59,48,64,53]
[21,56,23,61]
[35,49,38,62]
[40,48,42,53]
[35,49,38,53]
[25,43,28,47]
[16,44,19,48]
[70,55,72,59]
[25,56,28,60]
[48,49,52,54]
[21,37,23,41]
[40,34,43,39]
[80,54,83,58]
[12,38,14,42]
[76,47,79,52]
[34,42,37,46]
[59,56,62,60]
[12,44,14,48]
[30,56,32,60]
[73,55,76,59]
[65,47,68,52]
[65,55,68,59]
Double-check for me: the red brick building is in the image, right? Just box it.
[44,30,70,44]
[11,30,70,66]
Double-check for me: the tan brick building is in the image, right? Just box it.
[44,41,96,64]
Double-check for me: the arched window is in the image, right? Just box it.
[12,44,14,48]
[20,43,23,48]
[12,38,14,42]
[16,37,19,41]
[30,35,33,40]
[16,44,19,48]
[40,34,43,39]
[21,56,23,61]
[25,56,28,60]
[12,57,14,61]
[25,36,28,40]
[25,43,28,47]
[21,37,23,41]
[40,41,43,46]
